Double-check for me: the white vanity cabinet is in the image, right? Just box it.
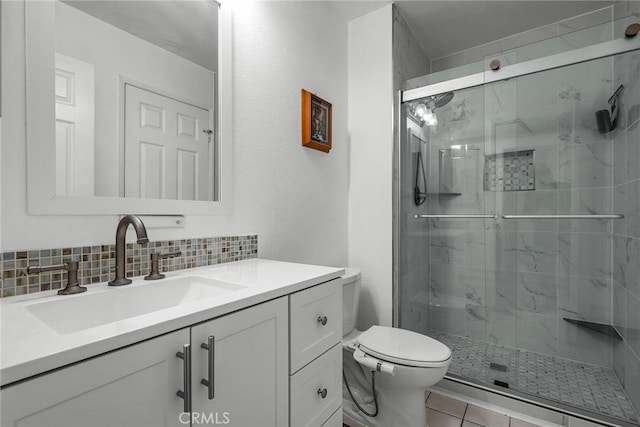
[0,328,190,427]
[0,270,343,427]
[289,279,343,427]
[191,297,289,427]
[1,298,289,427]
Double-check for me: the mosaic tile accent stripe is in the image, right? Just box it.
[428,331,640,423]
[0,235,258,298]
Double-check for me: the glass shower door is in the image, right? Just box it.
[479,50,634,421]
[400,82,492,348]
[399,45,640,424]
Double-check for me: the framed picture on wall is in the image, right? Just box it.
[301,89,332,153]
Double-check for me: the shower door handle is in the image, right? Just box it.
[501,214,624,219]
[416,214,624,220]
[415,214,499,219]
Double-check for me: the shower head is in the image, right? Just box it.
[408,92,455,127]
[410,102,437,126]
[432,92,454,109]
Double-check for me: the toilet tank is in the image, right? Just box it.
[341,268,362,336]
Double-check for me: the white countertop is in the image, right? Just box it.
[0,258,344,386]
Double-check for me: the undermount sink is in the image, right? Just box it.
[25,276,246,334]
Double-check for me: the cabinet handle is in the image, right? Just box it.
[317,388,328,399]
[200,335,215,400]
[317,316,328,326]
[176,344,192,413]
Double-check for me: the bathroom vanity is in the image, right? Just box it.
[0,259,343,427]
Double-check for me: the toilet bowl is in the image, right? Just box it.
[341,268,451,427]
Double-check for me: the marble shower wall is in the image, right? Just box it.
[421,18,638,368]
[426,84,488,340]
[612,45,640,413]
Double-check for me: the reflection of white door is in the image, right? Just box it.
[124,84,212,200]
[55,53,95,196]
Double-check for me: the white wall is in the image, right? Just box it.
[1,1,348,269]
[228,1,349,266]
[0,0,2,251]
[0,117,2,250]
[348,5,394,328]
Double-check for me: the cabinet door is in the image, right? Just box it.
[191,297,288,427]
[1,329,190,427]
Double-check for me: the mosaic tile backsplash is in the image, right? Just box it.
[0,235,258,298]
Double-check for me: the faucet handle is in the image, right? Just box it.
[27,260,87,295]
[144,252,182,280]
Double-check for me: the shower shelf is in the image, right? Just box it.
[563,318,622,340]
[415,214,624,219]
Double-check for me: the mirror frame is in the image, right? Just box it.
[26,0,233,215]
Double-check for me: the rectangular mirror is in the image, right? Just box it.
[26,0,232,215]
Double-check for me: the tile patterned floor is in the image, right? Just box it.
[344,391,545,427]
[426,391,535,427]
[427,332,640,423]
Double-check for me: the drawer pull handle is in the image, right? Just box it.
[317,316,328,326]
[317,388,328,399]
[176,344,192,413]
[200,335,215,400]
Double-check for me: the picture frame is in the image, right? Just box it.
[301,89,332,153]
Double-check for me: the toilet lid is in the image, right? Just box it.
[357,326,451,368]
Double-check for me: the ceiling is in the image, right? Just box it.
[332,1,614,60]
[63,1,218,71]
[64,1,616,71]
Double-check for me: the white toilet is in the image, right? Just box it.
[341,268,452,427]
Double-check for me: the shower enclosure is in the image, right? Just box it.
[397,21,640,427]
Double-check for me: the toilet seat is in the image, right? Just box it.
[357,326,451,368]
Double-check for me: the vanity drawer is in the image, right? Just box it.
[290,344,342,427]
[289,279,342,373]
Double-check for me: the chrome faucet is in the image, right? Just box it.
[109,215,149,286]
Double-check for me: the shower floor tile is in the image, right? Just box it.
[427,331,640,424]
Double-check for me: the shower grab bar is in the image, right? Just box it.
[415,214,624,219]
[415,214,499,219]
[501,214,624,219]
